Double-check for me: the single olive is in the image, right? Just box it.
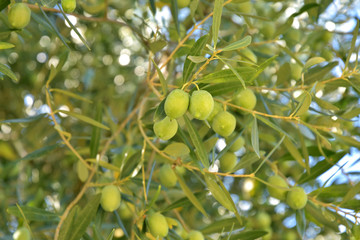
[211,111,236,137]
[188,230,204,240]
[164,89,189,119]
[219,152,237,172]
[189,90,214,120]
[286,186,308,210]
[118,201,135,220]
[8,3,31,29]
[76,160,89,182]
[206,101,223,122]
[148,212,169,238]
[153,116,178,140]
[267,175,288,200]
[13,227,31,240]
[233,88,257,111]
[100,185,121,212]
[159,164,177,188]
[61,0,76,13]
[225,134,245,152]
[254,211,271,229]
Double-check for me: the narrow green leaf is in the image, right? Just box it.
[7,206,60,222]
[197,67,256,84]
[163,142,190,158]
[201,217,243,235]
[249,55,278,82]
[229,230,268,240]
[153,98,167,122]
[147,185,162,209]
[0,42,15,50]
[51,88,92,103]
[256,115,293,141]
[59,206,79,240]
[304,61,338,84]
[292,91,312,116]
[333,133,360,148]
[148,0,156,15]
[251,116,260,158]
[58,110,110,130]
[187,56,207,63]
[218,57,246,89]
[342,107,360,119]
[221,36,252,52]
[336,199,360,211]
[90,102,102,158]
[233,152,263,171]
[67,194,101,240]
[183,115,209,168]
[176,173,208,217]
[304,57,326,69]
[16,144,60,162]
[282,137,305,168]
[162,192,205,213]
[47,50,69,85]
[296,209,306,238]
[276,62,291,85]
[212,0,224,49]
[305,202,339,231]
[58,5,91,50]
[278,45,303,66]
[170,0,180,38]
[314,97,339,111]
[298,151,346,184]
[345,20,359,70]
[0,63,18,82]
[0,0,10,11]
[290,3,319,17]
[183,35,209,83]
[204,173,237,213]
[151,58,167,96]
[0,114,47,124]
[341,181,360,205]
[106,229,115,240]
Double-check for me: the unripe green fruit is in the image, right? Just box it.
[62,0,76,13]
[206,101,223,122]
[219,152,237,172]
[148,212,169,238]
[255,211,271,228]
[261,22,275,39]
[188,230,204,240]
[153,117,178,140]
[211,111,236,137]
[236,1,252,14]
[13,227,31,240]
[80,0,106,14]
[282,231,298,240]
[263,227,273,240]
[189,90,214,120]
[164,89,189,119]
[159,164,177,188]
[8,3,31,29]
[100,185,121,212]
[233,88,257,110]
[267,175,288,200]
[290,63,302,80]
[286,187,308,210]
[76,160,89,182]
[225,134,244,152]
[118,202,134,219]
[240,48,257,63]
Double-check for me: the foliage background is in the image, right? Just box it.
[0,0,360,239]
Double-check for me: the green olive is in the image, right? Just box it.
[13,227,31,240]
[80,0,106,14]
[267,175,288,200]
[236,1,252,14]
[206,101,223,122]
[290,63,302,80]
[188,230,204,240]
[100,185,121,212]
[118,202,134,220]
[211,111,236,137]
[148,212,169,238]
[240,48,257,63]
[225,134,245,152]
[159,164,177,188]
[233,88,257,110]
[282,231,298,240]
[255,211,271,228]
[164,89,189,119]
[153,116,178,140]
[219,152,237,172]
[76,160,89,182]
[286,187,308,210]
[8,3,31,29]
[62,0,76,13]
[189,90,214,120]
[261,22,275,39]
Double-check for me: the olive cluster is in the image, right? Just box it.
[153,89,237,140]
[147,212,205,240]
[267,175,308,210]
